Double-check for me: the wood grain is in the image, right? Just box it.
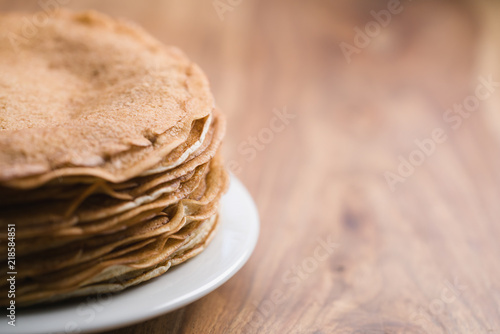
[1,0,500,333]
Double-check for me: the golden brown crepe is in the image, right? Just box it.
[0,10,228,306]
[0,10,214,188]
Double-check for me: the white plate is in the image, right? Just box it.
[2,175,259,334]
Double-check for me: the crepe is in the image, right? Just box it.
[0,10,214,188]
[0,10,229,307]
[5,214,220,306]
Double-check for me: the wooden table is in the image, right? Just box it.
[2,0,500,333]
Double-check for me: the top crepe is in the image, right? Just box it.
[0,10,214,188]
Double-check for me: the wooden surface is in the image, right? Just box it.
[2,0,500,333]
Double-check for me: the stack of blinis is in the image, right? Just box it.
[0,10,228,306]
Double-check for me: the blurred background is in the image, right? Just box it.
[1,0,500,333]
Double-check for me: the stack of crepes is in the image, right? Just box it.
[0,10,228,306]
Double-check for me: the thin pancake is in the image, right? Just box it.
[0,10,214,188]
